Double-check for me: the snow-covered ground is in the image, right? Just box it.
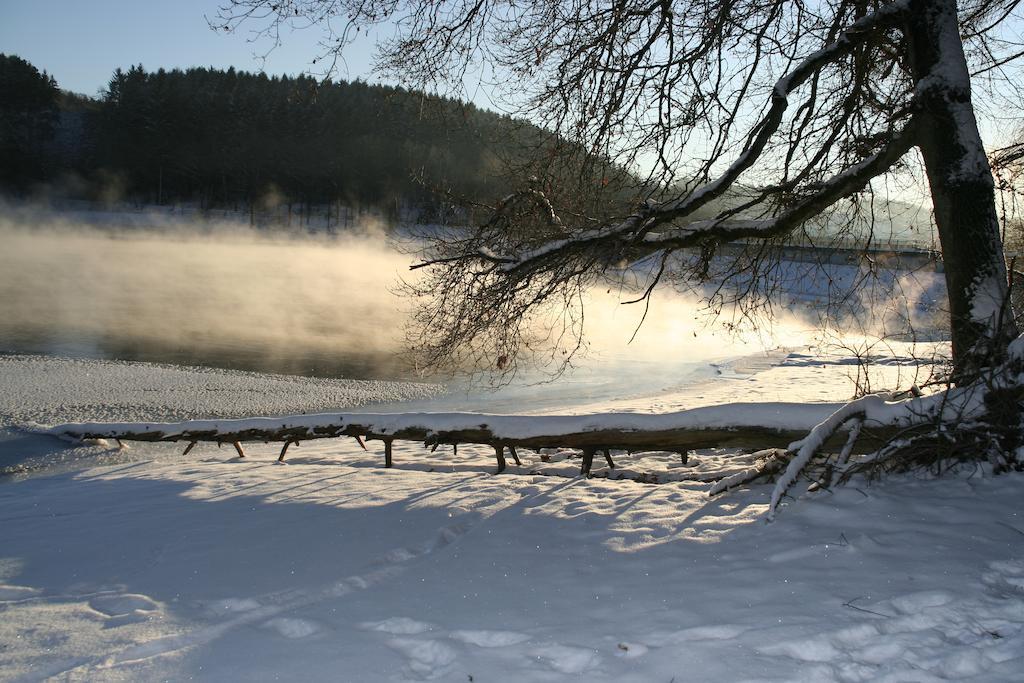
[2,345,1022,681]
[0,353,444,426]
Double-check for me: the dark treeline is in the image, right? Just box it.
[2,54,632,222]
[0,54,63,188]
[96,65,517,216]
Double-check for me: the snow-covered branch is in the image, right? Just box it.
[765,333,1024,518]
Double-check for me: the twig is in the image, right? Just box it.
[842,596,891,618]
[996,521,1024,537]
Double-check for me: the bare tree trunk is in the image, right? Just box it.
[904,0,1018,382]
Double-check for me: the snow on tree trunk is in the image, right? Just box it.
[904,0,1018,382]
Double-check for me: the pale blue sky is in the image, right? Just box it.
[0,0,1012,207]
[0,0,381,96]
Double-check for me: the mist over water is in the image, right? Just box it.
[0,214,414,379]
[0,207,824,403]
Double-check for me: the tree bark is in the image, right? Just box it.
[904,0,1018,382]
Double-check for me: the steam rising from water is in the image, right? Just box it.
[0,214,414,378]
[0,207,827,384]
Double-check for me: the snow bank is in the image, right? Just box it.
[0,354,444,427]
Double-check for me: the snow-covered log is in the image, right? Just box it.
[39,402,895,474]
[38,343,1021,507]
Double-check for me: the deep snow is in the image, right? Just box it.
[1,346,1022,681]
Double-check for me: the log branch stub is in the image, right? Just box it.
[182,441,197,456]
[384,439,394,468]
[354,434,367,451]
[233,441,245,458]
[278,440,293,462]
[603,449,616,469]
[508,445,522,466]
[581,447,596,476]
[494,445,507,474]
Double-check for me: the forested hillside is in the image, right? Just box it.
[94,66,517,213]
[1,55,628,220]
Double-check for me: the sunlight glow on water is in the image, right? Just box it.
[0,212,811,401]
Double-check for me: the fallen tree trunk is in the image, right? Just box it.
[38,402,897,474]
[28,335,1024,522]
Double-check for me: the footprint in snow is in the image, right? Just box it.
[757,634,842,663]
[264,617,321,639]
[384,548,418,563]
[530,643,601,674]
[387,637,457,679]
[361,616,435,635]
[647,623,748,645]
[887,590,955,614]
[757,567,1024,681]
[983,558,1024,596]
[449,629,531,647]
